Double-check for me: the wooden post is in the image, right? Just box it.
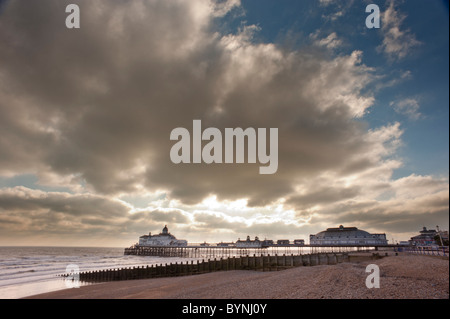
[328,254,337,265]
[293,255,302,267]
[235,256,241,269]
[269,255,276,271]
[280,254,286,269]
[287,254,294,267]
[310,254,318,266]
[172,262,177,276]
[243,255,249,269]
[319,253,328,265]
[263,255,269,271]
[343,252,349,262]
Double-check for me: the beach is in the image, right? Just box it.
[0,246,188,299]
[26,254,448,299]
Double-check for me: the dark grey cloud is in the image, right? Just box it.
[0,0,447,245]
[287,186,361,209]
[309,177,449,235]
[133,208,190,224]
[0,186,191,244]
[0,187,128,217]
[0,0,377,205]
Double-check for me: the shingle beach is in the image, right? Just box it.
[27,254,448,299]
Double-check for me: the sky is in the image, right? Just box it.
[0,0,448,247]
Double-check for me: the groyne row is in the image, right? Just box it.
[62,253,357,283]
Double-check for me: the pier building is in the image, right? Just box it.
[309,225,388,246]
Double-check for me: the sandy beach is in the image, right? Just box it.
[26,254,448,299]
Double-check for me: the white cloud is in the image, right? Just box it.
[319,0,354,22]
[211,0,242,17]
[378,1,422,60]
[310,32,343,50]
[390,98,422,120]
[318,0,334,7]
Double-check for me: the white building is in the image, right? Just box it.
[310,225,388,246]
[236,236,264,248]
[138,225,187,247]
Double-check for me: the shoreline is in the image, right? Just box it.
[25,254,448,299]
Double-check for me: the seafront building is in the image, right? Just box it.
[439,231,449,245]
[309,225,388,246]
[409,227,439,246]
[138,225,188,247]
[236,236,264,248]
[134,224,399,248]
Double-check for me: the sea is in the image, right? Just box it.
[0,246,201,299]
[0,245,350,299]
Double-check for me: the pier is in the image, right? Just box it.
[124,225,400,259]
[123,244,399,258]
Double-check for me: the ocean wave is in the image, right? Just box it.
[0,246,177,296]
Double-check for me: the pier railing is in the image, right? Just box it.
[59,252,376,283]
[406,246,448,257]
[123,244,369,258]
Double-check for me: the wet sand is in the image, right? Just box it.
[26,254,448,299]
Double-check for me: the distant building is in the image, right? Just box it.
[138,225,188,247]
[217,242,234,247]
[236,236,265,248]
[439,231,449,245]
[309,225,388,246]
[277,239,290,245]
[262,239,274,246]
[293,239,305,246]
[409,227,438,246]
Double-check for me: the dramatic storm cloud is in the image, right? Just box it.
[0,0,448,245]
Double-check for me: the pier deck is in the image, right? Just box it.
[124,244,400,258]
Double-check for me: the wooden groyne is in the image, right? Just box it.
[59,252,368,283]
